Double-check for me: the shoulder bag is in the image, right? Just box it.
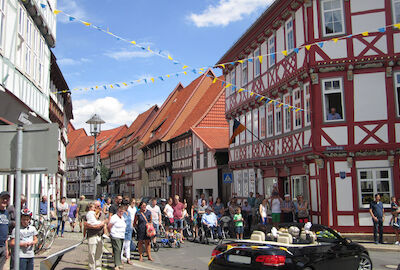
[141,212,156,238]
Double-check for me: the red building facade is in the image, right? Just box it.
[218,0,400,232]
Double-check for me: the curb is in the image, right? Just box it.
[359,243,400,253]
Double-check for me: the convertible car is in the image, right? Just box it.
[209,223,372,270]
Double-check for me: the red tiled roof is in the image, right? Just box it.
[191,127,229,150]
[196,88,228,128]
[99,126,127,159]
[169,76,225,139]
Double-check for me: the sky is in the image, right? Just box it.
[53,0,275,130]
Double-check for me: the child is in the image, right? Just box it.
[10,209,38,270]
[167,226,177,247]
[391,197,399,228]
[233,208,244,240]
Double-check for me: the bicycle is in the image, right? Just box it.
[182,217,195,242]
[33,218,57,254]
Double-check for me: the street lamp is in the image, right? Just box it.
[86,114,105,199]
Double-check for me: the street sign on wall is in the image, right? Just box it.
[223,173,233,184]
[0,124,59,174]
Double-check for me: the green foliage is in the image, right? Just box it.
[99,163,112,187]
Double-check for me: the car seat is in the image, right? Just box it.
[277,233,293,244]
[250,230,265,241]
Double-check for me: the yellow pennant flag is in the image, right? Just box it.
[136,79,141,83]
[394,23,400,29]
[305,45,311,50]
[168,54,173,60]
[182,65,189,69]
[282,50,288,56]
[219,64,225,69]
[224,83,232,89]
[259,96,265,101]
[82,21,91,26]
[295,108,301,112]
[280,247,288,252]
[95,86,99,89]
[361,31,369,36]
[199,68,204,71]
[183,71,187,75]
[332,38,339,43]
[279,103,284,107]
[238,60,244,64]
[238,88,244,93]
[122,83,128,86]
[150,78,155,83]
[110,85,114,89]
[268,99,274,104]
[258,55,263,63]
[212,77,218,84]
[166,74,170,78]
[250,92,254,96]
[131,40,136,45]
[53,10,61,15]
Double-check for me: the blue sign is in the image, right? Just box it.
[167,176,172,183]
[223,173,233,184]
[339,171,346,179]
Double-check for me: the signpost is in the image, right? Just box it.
[0,123,58,270]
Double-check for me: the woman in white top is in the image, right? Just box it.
[269,192,283,227]
[163,197,174,227]
[108,203,127,270]
[56,197,69,237]
[259,198,269,225]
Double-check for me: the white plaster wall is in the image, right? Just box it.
[354,72,387,122]
[327,161,333,226]
[335,177,353,211]
[312,0,319,39]
[394,34,400,54]
[351,12,386,35]
[309,163,316,177]
[261,40,267,75]
[310,179,318,211]
[315,39,347,61]
[359,212,392,226]
[396,123,400,143]
[334,161,351,174]
[235,64,241,89]
[304,129,311,146]
[321,126,348,146]
[337,215,355,226]
[295,7,304,46]
[193,169,218,198]
[350,0,384,13]
[248,52,254,82]
[276,26,285,63]
[355,160,389,168]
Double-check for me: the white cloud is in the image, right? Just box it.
[57,0,87,23]
[188,0,274,27]
[104,50,153,61]
[71,97,139,131]
[57,57,91,66]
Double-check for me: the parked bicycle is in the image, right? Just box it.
[33,218,57,254]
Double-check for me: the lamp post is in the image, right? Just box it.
[86,114,105,199]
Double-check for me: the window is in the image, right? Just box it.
[254,48,261,77]
[268,36,275,68]
[286,19,295,53]
[253,108,258,141]
[25,19,33,76]
[240,114,246,145]
[203,147,208,168]
[267,103,274,137]
[196,150,200,169]
[322,78,344,122]
[242,61,248,86]
[321,0,345,36]
[293,89,302,129]
[16,7,26,69]
[231,69,236,94]
[259,105,266,139]
[291,175,309,202]
[0,0,5,50]
[358,168,392,208]
[283,94,291,132]
[393,0,400,24]
[275,101,282,135]
[304,83,311,126]
[246,111,252,143]
[395,73,400,116]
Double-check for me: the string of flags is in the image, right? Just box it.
[206,75,306,112]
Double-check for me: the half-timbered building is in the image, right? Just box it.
[218,0,400,232]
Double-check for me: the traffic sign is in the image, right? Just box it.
[223,173,233,183]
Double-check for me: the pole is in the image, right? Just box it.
[14,125,23,270]
[78,164,82,198]
[93,133,97,200]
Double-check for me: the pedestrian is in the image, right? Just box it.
[269,192,283,227]
[103,198,112,217]
[68,198,78,232]
[77,195,89,233]
[233,208,244,240]
[9,209,37,270]
[121,200,134,265]
[39,196,48,222]
[85,201,106,270]
[163,198,174,227]
[134,201,153,262]
[198,193,206,206]
[172,195,185,243]
[208,196,214,207]
[247,192,256,209]
[259,199,269,225]
[201,207,221,239]
[213,197,225,219]
[191,200,199,239]
[146,198,161,244]
[228,198,238,217]
[297,195,309,223]
[281,194,295,223]
[49,194,56,221]
[0,191,10,270]
[159,199,167,214]
[369,194,384,244]
[56,197,69,237]
[97,196,105,209]
[393,198,400,245]
[127,198,137,222]
[108,202,127,270]
[108,195,123,222]
[7,194,27,235]
[390,196,399,228]
[241,201,251,231]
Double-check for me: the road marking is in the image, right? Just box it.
[384,265,399,269]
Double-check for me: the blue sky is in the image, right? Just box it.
[53,0,274,130]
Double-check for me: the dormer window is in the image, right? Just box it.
[321,0,345,37]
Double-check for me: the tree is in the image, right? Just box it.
[99,163,112,187]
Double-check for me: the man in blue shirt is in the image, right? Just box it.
[39,196,48,218]
[0,191,10,269]
[369,194,385,244]
[201,207,221,239]
[327,107,342,121]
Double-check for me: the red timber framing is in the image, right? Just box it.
[219,0,400,232]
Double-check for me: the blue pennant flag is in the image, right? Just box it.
[192,69,197,74]
[173,61,179,65]
[144,79,147,84]
[69,16,76,22]
[130,81,134,84]
[103,86,107,90]
[318,42,324,48]
[378,27,386,33]
[141,47,146,50]
[230,62,235,65]
[115,84,120,87]
[232,86,237,91]
[176,73,179,77]
[248,59,253,62]
[206,74,212,78]
[90,87,94,90]
[294,48,299,54]
[266,98,271,103]
[221,81,225,87]
[159,76,164,81]
[40,4,46,8]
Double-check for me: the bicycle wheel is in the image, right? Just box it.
[186,227,195,242]
[43,227,56,250]
[159,225,166,238]
[152,241,160,252]
[34,231,45,254]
